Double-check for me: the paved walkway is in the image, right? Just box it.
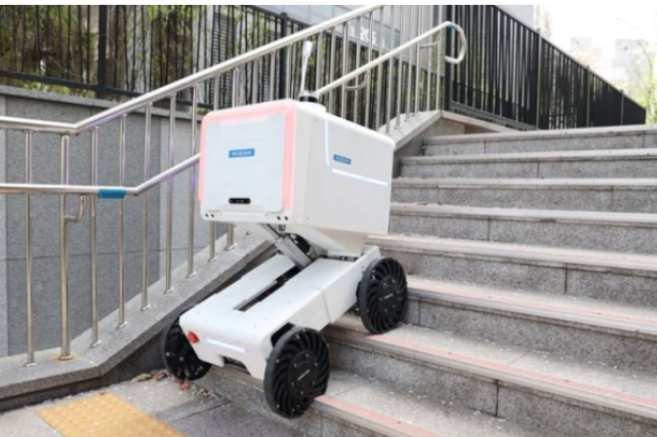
[0,371,298,437]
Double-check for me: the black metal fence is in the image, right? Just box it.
[0,5,647,129]
[444,5,646,128]
[0,5,307,106]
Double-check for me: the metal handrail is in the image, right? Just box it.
[318,22,466,96]
[0,5,382,134]
[0,21,468,199]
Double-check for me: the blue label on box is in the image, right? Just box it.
[229,148,255,158]
[333,154,351,165]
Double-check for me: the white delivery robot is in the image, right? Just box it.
[161,46,408,419]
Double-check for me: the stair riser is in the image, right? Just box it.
[381,247,657,308]
[424,135,646,156]
[392,186,657,213]
[409,298,657,373]
[401,159,657,179]
[389,213,657,255]
[198,370,380,437]
[330,340,657,437]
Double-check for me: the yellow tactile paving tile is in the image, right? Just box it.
[37,392,187,437]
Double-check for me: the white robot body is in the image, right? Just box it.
[197,99,394,256]
[181,246,380,380]
[169,98,406,419]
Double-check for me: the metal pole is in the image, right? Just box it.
[396,6,405,128]
[59,134,72,360]
[435,5,443,111]
[316,32,324,92]
[328,27,337,114]
[426,6,434,112]
[414,6,422,115]
[141,105,151,310]
[187,86,198,277]
[278,13,289,100]
[386,5,396,133]
[586,65,591,127]
[25,131,35,366]
[375,7,385,129]
[354,16,362,124]
[90,127,100,345]
[364,11,374,128]
[341,22,349,119]
[97,6,108,99]
[406,6,416,119]
[269,53,276,101]
[225,70,240,251]
[535,34,543,128]
[165,95,176,294]
[209,77,219,262]
[118,115,127,327]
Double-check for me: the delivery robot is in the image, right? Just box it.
[161,44,407,419]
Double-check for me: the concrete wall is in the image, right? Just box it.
[0,86,224,356]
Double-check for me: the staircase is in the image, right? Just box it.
[0,4,655,437]
[199,128,657,437]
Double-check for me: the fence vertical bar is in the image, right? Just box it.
[278,13,289,100]
[328,26,337,113]
[620,90,625,125]
[535,34,542,128]
[97,6,108,99]
[225,69,240,251]
[443,5,452,111]
[396,6,405,127]
[354,16,362,124]
[414,6,422,114]
[586,65,591,127]
[435,5,443,111]
[341,22,349,119]
[364,11,374,128]
[375,7,384,129]
[209,77,220,262]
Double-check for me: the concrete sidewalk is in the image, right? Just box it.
[0,370,299,437]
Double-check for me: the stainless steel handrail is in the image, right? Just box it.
[0,21,467,199]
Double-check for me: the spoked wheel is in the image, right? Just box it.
[161,308,211,381]
[357,257,408,334]
[264,327,330,419]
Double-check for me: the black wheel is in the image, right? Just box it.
[264,327,330,419]
[357,257,408,334]
[161,307,211,381]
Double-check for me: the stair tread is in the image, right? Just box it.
[390,202,657,225]
[325,370,547,437]
[328,315,657,418]
[408,276,657,336]
[403,148,657,164]
[370,234,657,273]
[394,177,657,187]
[422,127,657,145]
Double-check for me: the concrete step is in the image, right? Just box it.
[401,149,657,179]
[369,234,657,308]
[406,276,657,373]
[423,128,657,156]
[327,316,657,437]
[200,366,549,437]
[389,203,657,255]
[392,178,657,213]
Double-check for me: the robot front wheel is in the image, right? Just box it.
[357,257,408,334]
[161,308,212,381]
[264,327,331,419]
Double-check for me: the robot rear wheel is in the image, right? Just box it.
[357,257,408,334]
[264,327,330,419]
[161,308,212,381]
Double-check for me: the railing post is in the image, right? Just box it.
[90,127,101,345]
[620,89,625,125]
[118,115,127,327]
[443,5,453,111]
[24,131,35,366]
[535,34,543,128]
[97,5,109,100]
[59,135,72,360]
[586,65,592,127]
[278,13,289,100]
